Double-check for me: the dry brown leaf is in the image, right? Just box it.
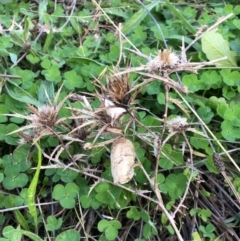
[111,137,135,184]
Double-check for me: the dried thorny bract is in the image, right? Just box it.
[28,104,58,128]
[111,137,135,184]
[7,86,69,143]
[166,116,205,136]
[107,74,131,106]
[98,71,132,127]
[166,116,188,133]
[147,49,180,72]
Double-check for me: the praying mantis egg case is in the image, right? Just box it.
[111,137,136,184]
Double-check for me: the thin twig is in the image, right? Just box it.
[177,91,240,173]
[185,13,234,51]
[0,201,58,213]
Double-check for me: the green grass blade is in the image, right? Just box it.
[43,29,53,53]
[27,142,42,233]
[6,227,44,241]
[122,0,160,35]
[9,196,30,231]
[165,0,195,34]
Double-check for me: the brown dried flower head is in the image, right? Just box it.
[28,104,58,128]
[107,74,131,107]
[7,86,69,142]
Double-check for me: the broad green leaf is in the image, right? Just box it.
[57,169,78,183]
[9,53,17,64]
[233,19,240,29]
[80,195,92,209]
[127,207,140,221]
[46,216,62,231]
[38,81,54,105]
[63,70,83,90]
[105,226,118,241]
[221,120,240,141]
[182,74,204,92]
[220,69,240,86]
[159,173,187,199]
[140,210,150,222]
[197,106,214,124]
[5,81,40,106]
[109,220,121,230]
[41,65,61,83]
[0,105,9,123]
[56,229,80,241]
[38,0,48,24]
[26,54,40,64]
[201,32,237,67]
[3,173,28,190]
[52,183,79,209]
[98,220,109,232]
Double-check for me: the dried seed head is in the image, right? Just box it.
[166,116,188,133]
[28,105,58,128]
[148,49,180,72]
[107,74,131,106]
[111,137,135,184]
[213,153,225,172]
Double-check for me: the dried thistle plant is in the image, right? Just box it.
[166,116,205,136]
[94,70,133,127]
[7,86,69,143]
[147,49,180,72]
[106,73,131,106]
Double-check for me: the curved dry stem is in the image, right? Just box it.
[177,91,240,173]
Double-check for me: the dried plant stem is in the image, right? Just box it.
[136,158,184,241]
[37,197,51,241]
[48,127,74,160]
[75,204,89,241]
[154,85,169,190]
[0,74,21,78]
[177,91,240,173]
[116,23,123,68]
[40,159,156,204]
[91,0,141,54]
[138,72,188,93]
[221,171,240,204]
[185,13,234,51]
[190,176,201,233]
[173,132,193,218]
[0,201,58,213]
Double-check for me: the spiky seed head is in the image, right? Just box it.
[166,116,188,133]
[107,74,131,106]
[29,105,57,128]
[148,49,180,72]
